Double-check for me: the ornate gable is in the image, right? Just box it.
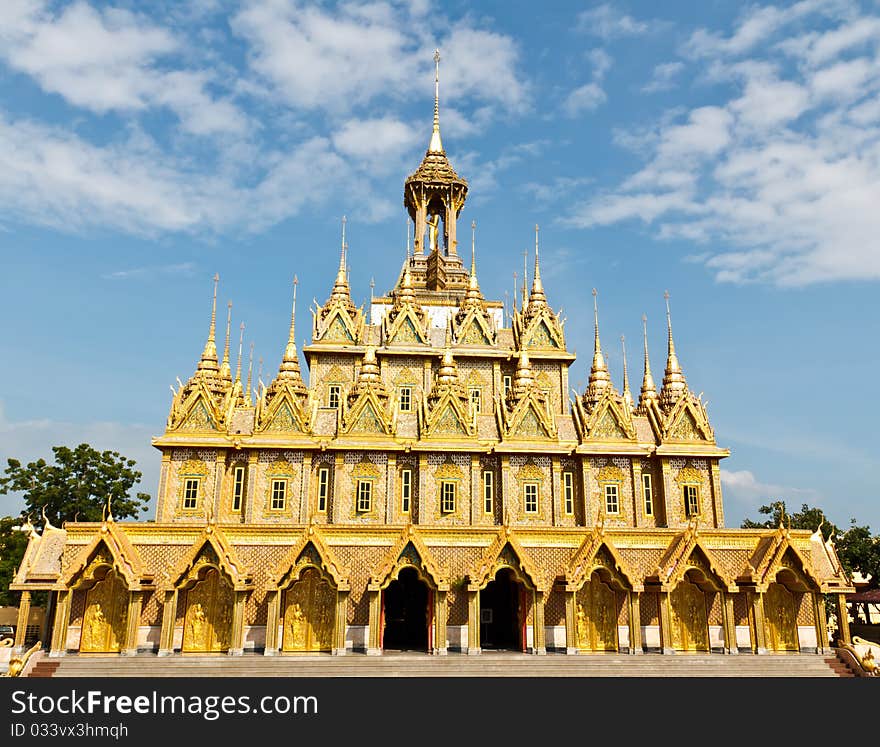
[342,395,393,436]
[59,520,150,591]
[256,387,309,434]
[267,525,348,590]
[503,397,557,440]
[662,396,714,443]
[467,527,547,591]
[422,390,475,438]
[565,527,638,592]
[577,394,637,442]
[315,305,363,344]
[652,523,733,591]
[747,526,821,591]
[168,382,225,432]
[454,308,496,347]
[167,524,253,592]
[384,306,430,345]
[370,525,448,590]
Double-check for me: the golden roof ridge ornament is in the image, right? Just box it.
[528,224,546,308]
[245,341,254,407]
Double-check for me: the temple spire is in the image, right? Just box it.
[465,219,481,300]
[584,288,611,408]
[332,216,349,296]
[245,341,254,407]
[660,291,688,409]
[621,335,635,413]
[235,322,244,389]
[528,224,547,309]
[278,276,304,382]
[429,49,443,153]
[639,313,659,411]
[220,300,233,380]
[197,274,220,371]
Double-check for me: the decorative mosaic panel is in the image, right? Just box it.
[707,591,722,625]
[796,592,812,626]
[616,592,627,626]
[545,587,566,626]
[733,593,750,625]
[333,546,386,625]
[141,591,162,626]
[70,590,86,627]
[640,592,659,626]
[238,545,288,625]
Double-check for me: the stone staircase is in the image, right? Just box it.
[28,651,853,677]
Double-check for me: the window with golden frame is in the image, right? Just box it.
[317,467,330,512]
[231,466,245,512]
[400,469,412,513]
[563,471,574,515]
[440,480,456,513]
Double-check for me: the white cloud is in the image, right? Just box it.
[642,61,685,93]
[563,83,606,116]
[232,1,527,116]
[577,4,649,39]
[101,262,197,280]
[0,401,160,520]
[569,4,880,286]
[0,1,247,135]
[720,469,820,521]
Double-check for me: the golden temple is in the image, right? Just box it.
[10,51,854,662]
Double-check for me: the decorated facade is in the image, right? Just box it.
[11,53,854,660]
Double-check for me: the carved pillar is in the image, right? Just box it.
[264,589,280,656]
[582,457,594,525]
[158,589,178,657]
[333,452,345,525]
[551,456,561,526]
[533,590,546,655]
[244,451,258,524]
[121,591,142,656]
[564,589,577,654]
[628,591,643,655]
[386,454,397,524]
[299,458,312,524]
[366,588,382,655]
[40,591,56,648]
[660,457,673,526]
[418,453,429,526]
[721,591,738,655]
[470,454,480,525]
[467,587,481,655]
[333,590,349,656]
[49,589,71,658]
[228,590,246,656]
[835,593,851,645]
[156,451,172,522]
[434,589,448,655]
[751,591,768,654]
[630,461,643,528]
[500,455,511,523]
[658,590,675,655]
[709,461,724,528]
[14,591,31,652]
[445,199,457,256]
[813,593,828,654]
[414,201,426,255]
[213,452,225,520]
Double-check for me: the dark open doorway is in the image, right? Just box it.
[382,567,429,651]
[479,568,523,651]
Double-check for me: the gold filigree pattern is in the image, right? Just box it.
[764,583,799,652]
[575,574,619,651]
[183,567,234,653]
[669,580,709,652]
[282,567,335,652]
[80,569,128,653]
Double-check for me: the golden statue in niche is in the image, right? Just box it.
[427,213,440,253]
[80,568,128,653]
[282,567,335,652]
[183,567,234,653]
[764,582,799,652]
[669,579,709,652]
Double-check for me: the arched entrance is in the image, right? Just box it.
[182,566,235,653]
[281,567,336,652]
[382,567,430,651]
[669,572,710,652]
[763,573,800,652]
[575,571,620,652]
[480,568,524,651]
[80,567,128,653]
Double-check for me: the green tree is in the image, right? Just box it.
[0,516,32,606]
[0,443,151,526]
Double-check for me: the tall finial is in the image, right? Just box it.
[471,220,477,275]
[235,321,245,386]
[220,300,233,379]
[198,273,220,370]
[246,341,254,406]
[512,271,518,314]
[584,288,611,409]
[330,215,352,300]
[660,290,688,409]
[621,334,634,412]
[406,217,411,258]
[277,275,303,381]
[429,49,443,153]
[639,313,659,411]
[521,248,528,308]
[528,224,547,308]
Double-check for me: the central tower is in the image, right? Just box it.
[404,49,469,292]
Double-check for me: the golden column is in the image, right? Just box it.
[720,590,738,654]
[835,593,851,645]
[122,591,143,657]
[750,590,768,654]
[813,593,829,654]
[467,586,481,655]
[263,589,280,656]
[434,589,448,656]
[13,591,31,652]
[228,590,247,656]
[533,589,546,655]
[658,590,675,654]
[564,587,577,654]
[157,589,178,657]
[333,589,350,656]
[366,586,382,655]
[49,589,71,658]
[628,590,643,655]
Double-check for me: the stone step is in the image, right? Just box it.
[32,652,849,678]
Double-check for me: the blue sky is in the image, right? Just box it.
[1,0,878,532]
